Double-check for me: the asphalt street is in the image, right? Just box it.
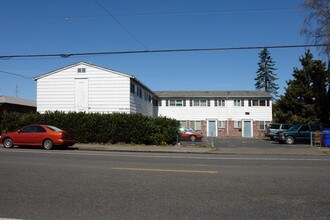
[1,148,330,220]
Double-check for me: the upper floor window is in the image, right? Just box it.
[234,100,244,107]
[167,99,186,107]
[136,87,142,98]
[130,83,135,94]
[77,68,86,73]
[249,99,270,106]
[190,99,210,107]
[215,100,226,107]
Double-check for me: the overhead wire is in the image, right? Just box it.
[93,0,149,50]
[0,44,328,60]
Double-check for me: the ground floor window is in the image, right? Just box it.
[259,121,271,130]
[190,120,201,130]
[234,121,242,128]
[179,120,187,128]
[219,120,226,128]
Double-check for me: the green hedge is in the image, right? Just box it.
[0,111,180,145]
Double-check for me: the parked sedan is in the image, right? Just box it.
[180,127,203,142]
[0,125,75,150]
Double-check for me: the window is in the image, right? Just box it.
[77,68,86,73]
[249,99,270,106]
[234,121,242,128]
[136,87,142,98]
[130,83,135,94]
[190,121,201,130]
[179,120,187,127]
[219,121,226,128]
[234,99,242,106]
[259,100,266,106]
[215,100,226,107]
[259,121,265,130]
[191,99,210,107]
[299,125,310,132]
[20,126,36,133]
[144,91,149,101]
[168,100,185,107]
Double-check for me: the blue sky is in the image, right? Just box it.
[0,0,322,100]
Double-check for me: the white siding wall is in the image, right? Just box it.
[158,99,272,121]
[130,95,155,116]
[37,64,130,114]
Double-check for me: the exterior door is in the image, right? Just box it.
[75,78,89,112]
[243,121,252,138]
[208,120,217,137]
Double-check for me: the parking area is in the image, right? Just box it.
[180,137,312,149]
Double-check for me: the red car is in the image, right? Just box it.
[180,127,203,142]
[0,125,75,150]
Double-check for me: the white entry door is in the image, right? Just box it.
[75,78,89,112]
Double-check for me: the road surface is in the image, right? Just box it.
[0,148,329,219]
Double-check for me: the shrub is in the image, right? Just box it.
[0,111,180,145]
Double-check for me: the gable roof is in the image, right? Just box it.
[155,91,272,98]
[33,61,133,80]
[34,62,156,96]
[0,95,36,107]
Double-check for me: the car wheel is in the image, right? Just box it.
[285,136,295,145]
[189,135,196,142]
[3,138,13,148]
[43,139,54,150]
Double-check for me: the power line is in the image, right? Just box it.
[116,8,298,17]
[93,0,148,50]
[0,44,328,60]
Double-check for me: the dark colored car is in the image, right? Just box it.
[265,123,292,140]
[0,125,75,150]
[277,124,326,145]
[180,127,203,142]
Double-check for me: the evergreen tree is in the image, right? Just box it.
[255,48,279,99]
[274,50,328,124]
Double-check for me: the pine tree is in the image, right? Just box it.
[274,50,328,124]
[255,48,279,99]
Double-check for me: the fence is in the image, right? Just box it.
[310,131,330,147]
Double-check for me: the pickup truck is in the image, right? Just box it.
[277,124,325,144]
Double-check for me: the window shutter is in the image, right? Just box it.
[215,100,217,106]
[207,100,210,107]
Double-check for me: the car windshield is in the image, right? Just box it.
[185,128,197,132]
[46,125,63,132]
[288,124,300,131]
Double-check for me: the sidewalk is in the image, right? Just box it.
[74,143,330,156]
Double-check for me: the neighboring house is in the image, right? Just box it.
[34,62,158,116]
[156,91,272,138]
[0,95,36,114]
[34,62,272,138]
